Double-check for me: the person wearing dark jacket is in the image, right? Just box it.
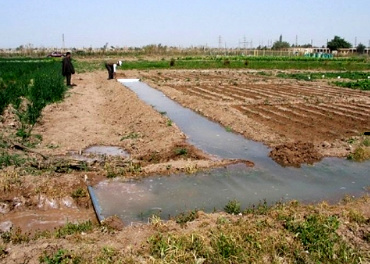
[105,60,122,79]
[62,52,75,86]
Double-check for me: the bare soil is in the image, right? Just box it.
[139,69,370,161]
[0,68,369,263]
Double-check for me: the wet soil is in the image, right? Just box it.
[269,141,323,167]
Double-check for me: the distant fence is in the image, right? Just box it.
[0,47,368,58]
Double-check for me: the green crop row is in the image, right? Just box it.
[174,55,367,62]
[119,56,370,71]
[0,59,65,113]
[276,71,370,81]
[276,71,370,90]
[0,59,66,139]
[333,79,370,91]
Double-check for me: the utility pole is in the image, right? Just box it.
[218,35,222,49]
[62,33,65,51]
[239,36,247,49]
[354,37,357,47]
[239,36,252,49]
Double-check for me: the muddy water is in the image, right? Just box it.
[83,146,129,157]
[0,208,97,234]
[90,80,369,224]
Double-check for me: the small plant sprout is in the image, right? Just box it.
[224,199,241,214]
[175,148,187,156]
[149,214,162,225]
[120,132,139,141]
[225,126,233,132]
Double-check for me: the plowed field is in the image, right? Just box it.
[139,69,370,164]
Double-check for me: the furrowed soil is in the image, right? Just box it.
[0,68,369,263]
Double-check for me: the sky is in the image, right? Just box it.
[1,0,369,49]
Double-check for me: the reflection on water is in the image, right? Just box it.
[90,80,369,224]
[94,160,369,224]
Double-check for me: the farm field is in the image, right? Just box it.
[139,69,370,166]
[0,58,369,262]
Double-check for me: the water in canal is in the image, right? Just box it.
[90,80,369,224]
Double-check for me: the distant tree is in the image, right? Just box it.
[327,36,352,51]
[291,44,312,48]
[272,40,290,50]
[300,44,313,48]
[356,43,366,54]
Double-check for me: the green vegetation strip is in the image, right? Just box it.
[276,71,370,90]
[333,79,370,90]
[117,55,370,71]
[0,58,67,168]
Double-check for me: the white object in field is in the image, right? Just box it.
[117,79,140,83]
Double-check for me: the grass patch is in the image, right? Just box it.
[55,221,93,239]
[363,137,370,147]
[146,206,365,263]
[0,151,25,169]
[0,169,22,193]
[284,214,361,263]
[71,187,87,199]
[347,146,370,161]
[1,227,30,244]
[225,126,233,132]
[244,199,272,215]
[173,210,199,226]
[174,147,188,156]
[120,132,140,140]
[39,248,81,264]
[224,199,241,214]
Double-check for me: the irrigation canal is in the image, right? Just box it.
[88,79,369,224]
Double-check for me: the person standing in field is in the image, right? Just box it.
[62,52,75,87]
[105,60,122,80]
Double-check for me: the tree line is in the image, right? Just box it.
[268,35,367,53]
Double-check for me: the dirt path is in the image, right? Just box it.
[34,71,187,158]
